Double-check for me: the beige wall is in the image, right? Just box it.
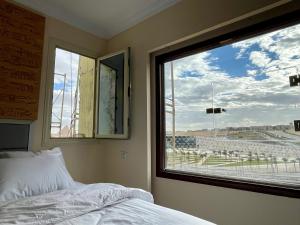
[105,0,300,225]
[29,16,107,184]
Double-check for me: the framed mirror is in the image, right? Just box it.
[95,49,130,139]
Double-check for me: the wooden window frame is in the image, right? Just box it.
[155,10,300,198]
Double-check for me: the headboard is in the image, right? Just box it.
[0,123,30,151]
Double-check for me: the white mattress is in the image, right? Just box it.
[0,183,215,225]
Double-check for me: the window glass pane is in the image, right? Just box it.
[51,48,95,138]
[97,53,125,136]
[98,64,117,134]
[164,23,300,187]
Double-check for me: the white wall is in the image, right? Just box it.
[105,0,300,225]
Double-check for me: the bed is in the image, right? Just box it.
[0,124,215,225]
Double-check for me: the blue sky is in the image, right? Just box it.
[179,43,274,81]
[210,45,249,78]
[165,23,300,131]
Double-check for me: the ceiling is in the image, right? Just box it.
[13,0,181,38]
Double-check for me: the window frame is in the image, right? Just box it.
[155,10,300,198]
[42,39,100,147]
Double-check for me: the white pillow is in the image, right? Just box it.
[0,153,75,202]
[37,147,66,165]
[0,151,35,159]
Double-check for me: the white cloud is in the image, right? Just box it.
[247,69,257,76]
[249,51,271,68]
[165,23,300,131]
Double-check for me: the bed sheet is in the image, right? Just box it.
[0,183,215,225]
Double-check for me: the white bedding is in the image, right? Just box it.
[0,183,215,225]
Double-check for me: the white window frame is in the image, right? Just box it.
[42,38,100,147]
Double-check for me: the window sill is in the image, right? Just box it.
[156,169,300,198]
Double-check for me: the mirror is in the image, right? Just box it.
[95,49,130,139]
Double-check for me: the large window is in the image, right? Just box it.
[156,12,300,197]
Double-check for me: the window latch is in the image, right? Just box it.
[289,75,300,87]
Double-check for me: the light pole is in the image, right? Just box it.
[171,61,176,151]
[211,82,216,137]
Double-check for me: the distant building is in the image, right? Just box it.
[166,136,196,149]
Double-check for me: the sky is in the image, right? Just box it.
[51,48,80,135]
[164,23,300,131]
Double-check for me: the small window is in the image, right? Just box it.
[44,40,131,144]
[156,11,300,197]
[51,48,95,138]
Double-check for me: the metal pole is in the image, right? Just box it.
[60,73,67,137]
[70,53,73,136]
[171,61,176,151]
[74,57,81,136]
[211,82,216,137]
